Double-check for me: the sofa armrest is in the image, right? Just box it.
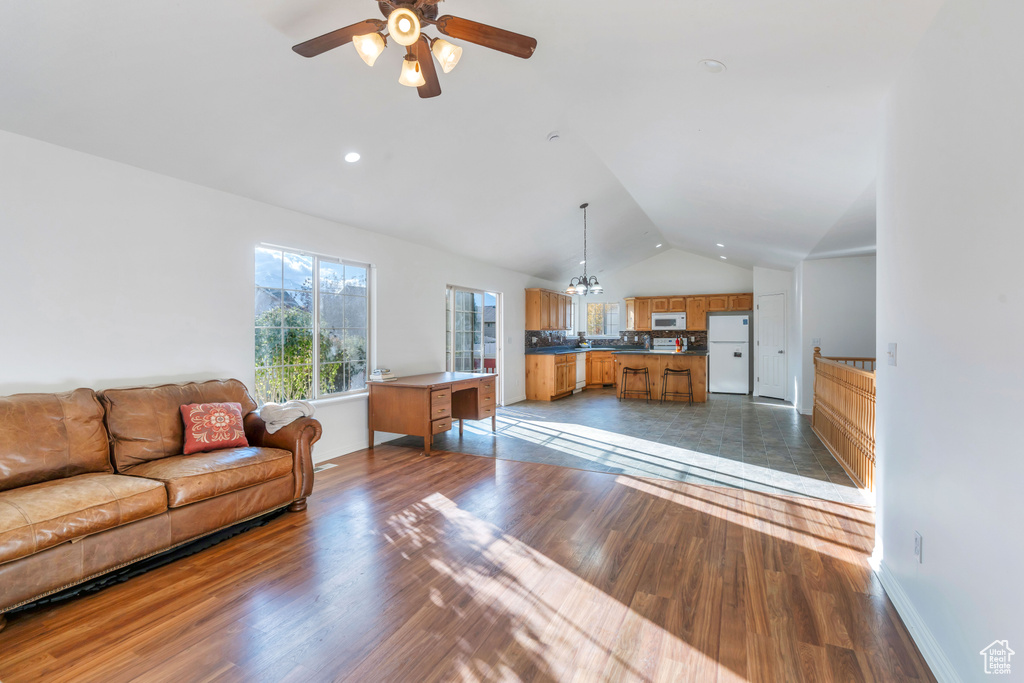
[244,414,323,503]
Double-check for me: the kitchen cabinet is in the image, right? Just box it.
[625,298,636,331]
[686,296,708,331]
[707,295,729,312]
[728,294,753,311]
[526,288,573,331]
[586,351,617,387]
[651,297,669,313]
[635,299,652,331]
[526,353,576,400]
[668,297,687,312]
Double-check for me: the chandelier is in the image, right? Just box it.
[566,203,603,296]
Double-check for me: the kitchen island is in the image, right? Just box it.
[613,350,709,402]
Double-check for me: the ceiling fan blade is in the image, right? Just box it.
[292,20,385,58]
[433,15,537,59]
[412,37,441,99]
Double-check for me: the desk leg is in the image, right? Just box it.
[368,429,374,449]
[425,432,432,455]
[492,415,496,432]
[459,419,464,436]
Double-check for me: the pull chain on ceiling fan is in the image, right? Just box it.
[292,0,538,99]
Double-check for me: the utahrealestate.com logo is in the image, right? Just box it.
[980,640,1014,675]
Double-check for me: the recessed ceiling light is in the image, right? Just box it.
[720,256,727,260]
[656,244,663,248]
[344,152,361,163]
[699,59,727,73]
[716,243,725,248]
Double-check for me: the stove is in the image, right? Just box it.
[653,337,687,351]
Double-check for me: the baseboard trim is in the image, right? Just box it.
[875,560,961,683]
[505,395,527,405]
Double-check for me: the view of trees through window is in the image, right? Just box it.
[586,302,620,337]
[254,247,369,402]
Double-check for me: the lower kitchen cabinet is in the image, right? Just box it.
[525,354,577,401]
[586,351,617,387]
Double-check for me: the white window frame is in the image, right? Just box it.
[584,301,621,338]
[256,243,374,402]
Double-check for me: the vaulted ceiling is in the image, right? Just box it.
[0,1,942,280]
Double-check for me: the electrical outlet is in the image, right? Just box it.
[887,343,898,366]
[914,531,923,563]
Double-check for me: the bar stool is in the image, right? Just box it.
[619,367,651,403]
[661,367,693,405]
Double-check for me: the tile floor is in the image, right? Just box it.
[387,388,871,506]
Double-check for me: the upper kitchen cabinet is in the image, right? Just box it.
[650,297,669,313]
[668,297,687,312]
[686,296,708,331]
[707,295,729,312]
[728,294,753,311]
[526,288,574,331]
[635,298,652,331]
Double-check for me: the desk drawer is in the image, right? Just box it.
[432,417,452,434]
[431,388,452,407]
[479,392,496,408]
[431,402,451,419]
[479,379,497,393]
[480,405,495,419]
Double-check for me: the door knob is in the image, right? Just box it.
[778,350,784,354]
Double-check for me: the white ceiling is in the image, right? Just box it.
[0,0,941,280]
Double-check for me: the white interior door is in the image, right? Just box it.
[757,293,786,400]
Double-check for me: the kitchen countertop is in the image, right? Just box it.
[526,346,708,356]
[525,346,644,355]
[613,349,709,356]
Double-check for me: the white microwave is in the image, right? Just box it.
[651,312,687,330]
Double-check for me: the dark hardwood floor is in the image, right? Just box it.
[0,445,933,682]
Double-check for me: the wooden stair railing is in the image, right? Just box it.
[812,347,876,491]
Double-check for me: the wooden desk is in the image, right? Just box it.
[368,372,498,454]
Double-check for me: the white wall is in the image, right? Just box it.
[877,0,1024,680]
[573,248,753,334]
[798,255,876,413]
[0,130,555,461]
[752,266,800,405]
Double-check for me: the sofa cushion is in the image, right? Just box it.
[0,473,167,564]
[180,402,249,454]
[100,379,258,471]
[125,447,292,508]
[0,389,113,493]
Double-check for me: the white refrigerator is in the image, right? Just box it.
[708,314,751,394]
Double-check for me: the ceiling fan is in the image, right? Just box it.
[292,1,538,99]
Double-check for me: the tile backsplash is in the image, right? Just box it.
[525,329,707,349]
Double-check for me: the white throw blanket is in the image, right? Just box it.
[259,400,315,434]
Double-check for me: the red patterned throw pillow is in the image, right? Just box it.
[179,402,249,455]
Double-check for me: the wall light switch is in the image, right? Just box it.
[812,337,821,347]
[914,531,923,563]
[887,343,898,366]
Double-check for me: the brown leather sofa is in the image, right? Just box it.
[0,379,322,631]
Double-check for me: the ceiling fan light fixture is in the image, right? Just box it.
[388,7,421,47]
[430,38,463,73]
[353,32,386,66]
[398,54,426,87]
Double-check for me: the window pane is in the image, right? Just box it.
[344,295,367,329]
[284,365,314,401]
[255,367,283,404]
[345,329,368,364]
[282,291,312,324]
[255,290,283,326]
[348,362,367,391]
[345,265,367,294]
[322,328,345,362]
[319,362,346,395]
[255,248,283,289]
[282,328,314,366]
[282,252,313,291]
[255,328,283,367]
[320,293,345,328]
[319,262,345,294]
